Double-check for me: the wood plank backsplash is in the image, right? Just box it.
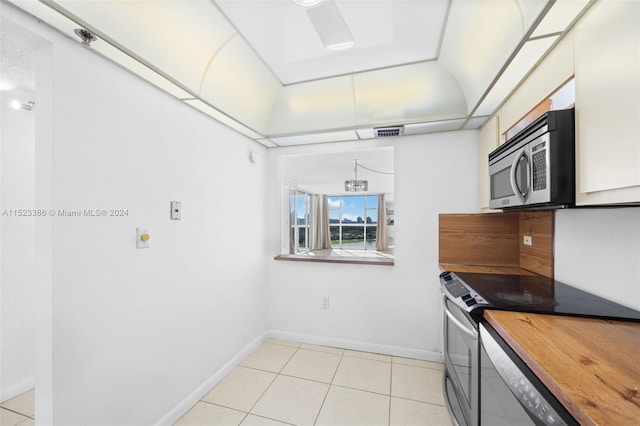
[439,211,554,278]
[519,211,554,278]
[439,213,520,267]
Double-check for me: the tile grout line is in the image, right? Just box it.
[196,340,300,426]
[198,400,246,414]
[330,383,391,398]
[389,361,393,426]
[269,340,440,368]
[244,413,298,426]
[236,373,274,426]
[193,339,447,425]
[198,400,299,426]
[391,394,448,406]
[391,359,446,372]
[343,355,391,364]
[0,406,32,419]
[240,342,301,425]
[278,372,335,387]
[312,349,346,426]
[277,343,302,374]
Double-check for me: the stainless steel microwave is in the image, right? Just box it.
[489,109,575,210]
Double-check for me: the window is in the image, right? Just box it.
[328,195,378,250]
[277,148,394,264]
[289,190,311,254]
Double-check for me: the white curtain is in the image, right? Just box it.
[376,194,388,251]
[312,195,332,250]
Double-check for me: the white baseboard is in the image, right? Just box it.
[0,378,36,404]
[267,330,444,363]
[154,330,268,426]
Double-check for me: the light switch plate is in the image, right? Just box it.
[321,297,330,309]
[523,235,532,246]
[171,201,181,220]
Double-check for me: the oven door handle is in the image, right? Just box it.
[443,297,477,339]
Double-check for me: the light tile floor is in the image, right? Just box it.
[0,389,35,426]
[175,338,453,426]
[0,340,452,426]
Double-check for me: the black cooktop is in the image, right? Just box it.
[448,271,640,322]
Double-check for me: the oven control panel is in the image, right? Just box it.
[440,272,490,312]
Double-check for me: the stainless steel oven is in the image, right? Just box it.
[440,271,575,426]
[442,295,479,426]
[441,273,489,425]
[440,271,640,426]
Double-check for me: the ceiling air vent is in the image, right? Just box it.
[374,126,404,138]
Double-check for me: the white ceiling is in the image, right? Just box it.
[281,146,394,195]
[2,0,592,147]
[215,0,449,85]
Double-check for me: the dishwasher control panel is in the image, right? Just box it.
[480,323,572,425]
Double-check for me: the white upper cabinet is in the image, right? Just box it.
[574,0,640,205]
[479,115,499,211]
[482,0,640,209]
[477,29,575,211]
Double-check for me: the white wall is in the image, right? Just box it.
[1,95,37,401]
[555,208,640,310]
[267,131,479,359]
[51,41,269,426]
[3,7,270,425]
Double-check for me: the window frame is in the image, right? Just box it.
[289,190,312,254]
[277,191,394,266]
[327,194,378,250]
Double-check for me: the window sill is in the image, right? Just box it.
[274,254,394,266]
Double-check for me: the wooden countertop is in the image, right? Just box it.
[439,263,538,275]
[484,310,640,426]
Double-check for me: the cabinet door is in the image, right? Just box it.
[575,0,640,205]
[479,115,499,210]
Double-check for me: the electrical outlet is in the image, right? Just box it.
[523,235,533,246]
[321,297,330,310]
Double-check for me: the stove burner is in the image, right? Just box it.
[496,292,547,305]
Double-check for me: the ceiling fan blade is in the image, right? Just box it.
[306,0,355,50]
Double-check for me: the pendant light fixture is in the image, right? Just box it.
[344,160,368,192]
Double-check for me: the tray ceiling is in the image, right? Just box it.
[2,0,592,147]
[215,0,449,85]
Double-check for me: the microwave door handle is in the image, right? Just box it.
[523,151,531,198]
[510,149,530,202]
[443,296,477,339]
